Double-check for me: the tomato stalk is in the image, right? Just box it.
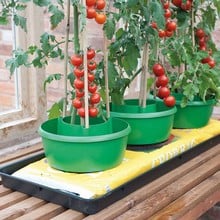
[63,0,71,117]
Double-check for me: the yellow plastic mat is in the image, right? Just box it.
[13,119,220,199]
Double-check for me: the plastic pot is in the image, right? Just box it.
[110,99,176,145]
[38,117,130,172]
[173,94,215,129]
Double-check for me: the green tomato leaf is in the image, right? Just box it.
[43,73,62,91]
[48,4,64,29]
[47,102,62,119]
[104,17,115,40]
[33,0,51,6]
[13,14,27,32]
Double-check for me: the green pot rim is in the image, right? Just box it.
[173,93,216,106]
[38,117,131,143]
[111,103,177,118]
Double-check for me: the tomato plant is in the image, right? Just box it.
[161,0,220,107]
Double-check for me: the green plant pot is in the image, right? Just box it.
[173,94,215,129]
[38,117,131,172]
[110,99,176,145]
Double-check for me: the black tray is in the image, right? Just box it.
[0,135,219,215]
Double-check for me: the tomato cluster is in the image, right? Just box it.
[86,0,106,24]
[152,63,176,107]
[195,28,216,68]
[171,0,192,11]
[151,1,177,38]
[70,48,100,118]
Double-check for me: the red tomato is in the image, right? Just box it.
[74,78,84,89]
[158,29,166,38]
[95,13,106,24]
[87,7,97,19]
[88,60,97,71]
[157,86,170,99]
[88,84,97,93]
[198,37,206,47]
[89,107,99,117]
[172,0,182,7]
[88,72,95,82]
[201,56,211,64]
[164,9,171,19]
[195,29,205,39]
[164,96,176,107]
[90,93,101,104]
[199,45,207,51]
[151,21,158,29]
[165,30,173,37]
[78,107,85,118]
[163,1,170,9]
[156,75,169,87]
[96,0,106,10]
[87,48,96,60]
[166,21,177,32]
[74,68,84,78]
[86,0,96,7]
[72,98,83,109]
[181,0,192,10]
[208,59,216,68]
[152,63,165,76]
[75,89,84,98]
[70,54,83,67]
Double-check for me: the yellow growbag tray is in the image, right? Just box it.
[11,119,220,200]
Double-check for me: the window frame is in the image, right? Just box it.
[0,3,47,148]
